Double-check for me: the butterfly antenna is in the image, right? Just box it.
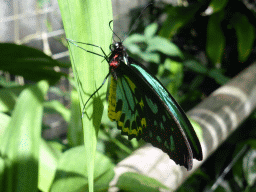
[82,71,111,117]
[123,3,153,42]
[109,20,121,42]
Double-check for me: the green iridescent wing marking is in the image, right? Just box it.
[108,76,146,139]
[130,62,203,161]
[108,58,202,170]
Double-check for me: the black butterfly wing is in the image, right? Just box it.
[108,57,202,170]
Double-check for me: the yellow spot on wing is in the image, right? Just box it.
[122,127,139,136]
[139,100,144,108]
[141,118,146,128]
[119,117,146,137]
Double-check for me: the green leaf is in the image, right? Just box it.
[117,172,169,192]
[50,146,115,192]
[208,68,230,85]
[140,52,160,63]
[58,0,113,191]
[0,43,68,85]
[147,36,183,58]
[124,43,143,55]
[204,0,228,15]
[0,157,5,192]
[206,11,225,66]
[0,80,49,192]
[0,113,10,141]
[44,100,71,122]
[38,139,62,192]
[124,34,146,44]
[190,119,203,142]
[184,60,208,74]
[184,60,230,85]
[159,4,201,38]
[0,85,27,112]
[161,58,183,96]
[231,13,255,62]
[144,23,158,39]
[243,149,256,186]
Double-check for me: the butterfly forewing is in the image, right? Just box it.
[129,59,203,161]
[108,58,202,170]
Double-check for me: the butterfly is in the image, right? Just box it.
[67,26,203,172]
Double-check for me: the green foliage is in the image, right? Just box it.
[50,146,115,192]
[0,80,49,191]
[125,23,183,64]
[206,11,226,66]
[231,13,255,63]
[0,43,69,85]
[117,172,169,192]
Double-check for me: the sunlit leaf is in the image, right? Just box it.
[206,11,225,66]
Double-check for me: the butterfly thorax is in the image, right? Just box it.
[109,42,128,80]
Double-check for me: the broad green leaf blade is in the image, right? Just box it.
[50,146,115,192]
[58,0,112,191]
[0,43,67,85]
[206,11,225,66]
[0,80,49,192]
[117,172,169,192]
[231,13,255,63]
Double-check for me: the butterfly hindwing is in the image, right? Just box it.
[108,75,146,140]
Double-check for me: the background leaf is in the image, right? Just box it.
[0,80,49,192]
[206,11,225,66]
[231,13,255,62]
[50,146,114,192]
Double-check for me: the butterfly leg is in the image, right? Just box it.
[67,38,109,60]
[81,71,111,117]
